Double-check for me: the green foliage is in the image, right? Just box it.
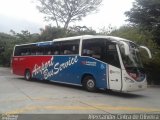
[39,26,66,41]
[124,0,160,84]
[68,26,97,36]
[39,25,97,41]
[10,30,40,44]
[98,25,117,35]
[0,30,40,66]
[0,33,15,66]
[111,26,160,63]
[125,0,160,45]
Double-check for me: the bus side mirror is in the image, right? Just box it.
[140,46,152,59]
[120,41,130,55]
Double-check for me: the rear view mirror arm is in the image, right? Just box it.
[140,46,152,59]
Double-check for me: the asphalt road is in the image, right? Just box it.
[0,67,160,116]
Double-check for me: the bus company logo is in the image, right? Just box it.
[32,56,78,79]
[32,57,54,78]
[81,61,97,67]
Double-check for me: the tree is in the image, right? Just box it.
[98,25,116,35]
[0,31,40,66]
[36,0,102,29]
[39,25,97,41]
[0,33,15,66]
[125,0,160,45]
[68,25,97,35]
[0,47,4,54]
[39,25,66,41]
[10,30,40,43]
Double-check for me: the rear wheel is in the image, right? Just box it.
[25,70,31,81]
[82,76,96,92]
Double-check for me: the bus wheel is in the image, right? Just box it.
[83,76,96,92]
[25,70,31,81]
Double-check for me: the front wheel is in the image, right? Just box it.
[25,70,32,81]
[83,76,96,92]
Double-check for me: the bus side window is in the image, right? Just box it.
[20,48,30,56]
[52,42,60,55]
[35,47,43,55]
[60,40,80,55]
[54,51,59,55]
[44,47,52,55]
[14,46,27,56]
[82,39,104,60]
[14,47,21,56]
[31,49,36,55]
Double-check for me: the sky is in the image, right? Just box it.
[0,0,135,33]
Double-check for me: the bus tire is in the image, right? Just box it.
[83,76,96,92]
[25,69,32,81]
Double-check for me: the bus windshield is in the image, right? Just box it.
[119,41,143,68]
[119,41,145,81]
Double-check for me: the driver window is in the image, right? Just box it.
[106,43,120,68]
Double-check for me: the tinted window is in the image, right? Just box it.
[14,45,34,56]
[14,44,45,56]
[59,40,80,55]
[105,43,120,68]
[82,39,105,60]
[82,38,120,68]
[50,42,60,55]
[14,40,80,56]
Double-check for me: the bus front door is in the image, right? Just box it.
[108,65,122,91]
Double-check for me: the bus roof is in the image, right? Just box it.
[15,35,131,47]
[53,35,130,42]
[15,41,52,47]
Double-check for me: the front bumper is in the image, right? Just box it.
[122,80,147,92]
